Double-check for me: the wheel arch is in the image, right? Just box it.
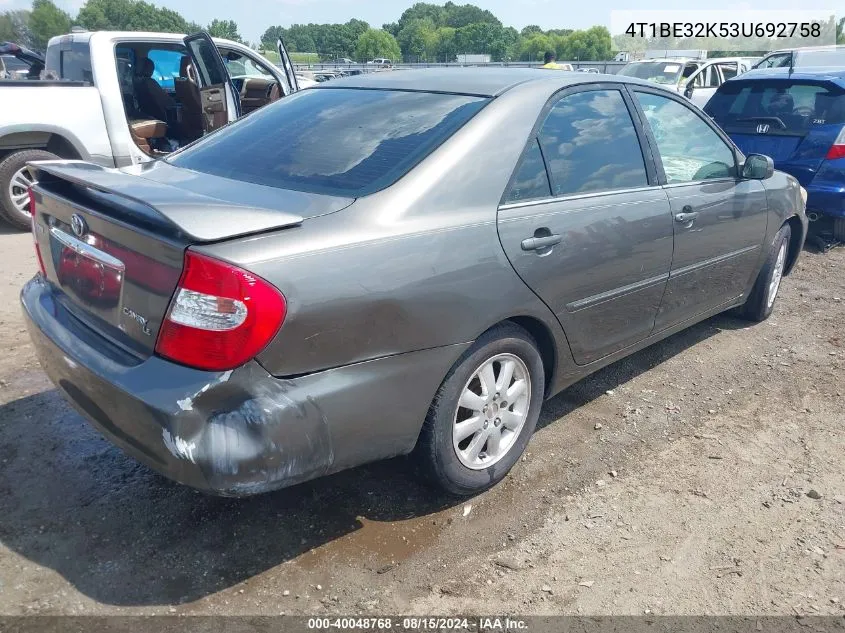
[0,129,86,163]
[782,215,804,276]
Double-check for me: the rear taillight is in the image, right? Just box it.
[29,188,46,276]
[155,251,286,371]
[826,126,845,160]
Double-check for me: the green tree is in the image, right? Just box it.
[520,24,543,38]
[558,26,612,61]
[838,17,844,44]
[520,33,551,61]
[0,10,33,48]
[443,1,500,28]
[355,28,401,62]
[207,19,242,43]
[434,26,456,61]
[398,17,437,61]
[77,0,193,33]
[28,0,71,50]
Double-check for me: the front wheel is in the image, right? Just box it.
[414,322,545,496]
[739,224,791,322]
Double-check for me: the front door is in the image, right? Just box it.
[183,32,240,134]
[497,85,674,366]
[629,88,769,330]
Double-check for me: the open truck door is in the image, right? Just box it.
[183,31,241,133]
[277,37,300,96]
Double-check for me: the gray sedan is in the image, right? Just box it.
[22,68,808,497]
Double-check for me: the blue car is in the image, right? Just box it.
[705,68,845,240]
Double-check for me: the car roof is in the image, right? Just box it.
[313,67,658,98]
[764,45,845,54]
[729,67,845,85]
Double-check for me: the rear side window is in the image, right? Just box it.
[168,88,488,196]
[502,138,551,204]
[705,80,845,133]
[537,89,648,196]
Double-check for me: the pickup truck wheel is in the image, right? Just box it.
[414,322,544,496]
[0,149,59,230]
[739,223,791,323]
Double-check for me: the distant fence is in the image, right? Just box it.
[292,61,628,75]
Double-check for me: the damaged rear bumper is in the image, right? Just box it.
[22,276,467,496]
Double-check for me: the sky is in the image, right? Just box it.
[1,0,833,44]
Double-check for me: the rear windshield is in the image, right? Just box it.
[168,88,489,197]
[617,61,683,85]
[705,79,845,133]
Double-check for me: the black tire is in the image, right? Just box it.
[0,149,59,230]
[834,218,845,243]
[739,224,791,322]
[414,322,545,496]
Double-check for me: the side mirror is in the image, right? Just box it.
[741,153,775,180]
[683,81,695,99]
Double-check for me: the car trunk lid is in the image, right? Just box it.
[29,160,353,358]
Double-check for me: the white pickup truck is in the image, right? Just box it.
[0,30,303,229]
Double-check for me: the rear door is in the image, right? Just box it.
[276,37,300,96]
[497,84,674,366]
[630,87,769,329]
[183,32,240,133]
[705,78,845,187]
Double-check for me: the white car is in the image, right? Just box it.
[617,57,751,108]
[0,30,301,229]
[367,58,393,67]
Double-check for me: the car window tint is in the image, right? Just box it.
[168,89,488,197]
[537,89,648,196]
[503,138,551,204]
[635,91,736,183]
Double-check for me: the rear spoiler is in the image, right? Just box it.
[29,160,304,242]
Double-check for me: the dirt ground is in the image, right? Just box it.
[0,224,842,617]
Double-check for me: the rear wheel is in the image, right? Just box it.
[739,224,791,322]
[414,322,545,496]
[834,218,845,242]
[0,149,59,230]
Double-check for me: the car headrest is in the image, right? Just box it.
[138,57,155,78]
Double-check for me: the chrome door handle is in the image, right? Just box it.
[521,234,562,251]
[674,206,699,223]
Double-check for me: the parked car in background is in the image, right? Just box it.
[333,57,354,64]
[367,57,393,67]
[705,67,845,240]
[22,69,806,497]
[0,42,44,79]
[753,46,845,69]
[618,57,751,107]
[0,30,299,230]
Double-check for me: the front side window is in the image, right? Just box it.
[221,50,273,79]
[635,92,736,184]
[537,89,648,197]
[168,88,488,196]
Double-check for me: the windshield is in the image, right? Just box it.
[617,61,684,85]
[705,79,845,133]
[168,88,489,197]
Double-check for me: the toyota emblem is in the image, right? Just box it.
[756,123,770,134]
[70,213,87,238]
